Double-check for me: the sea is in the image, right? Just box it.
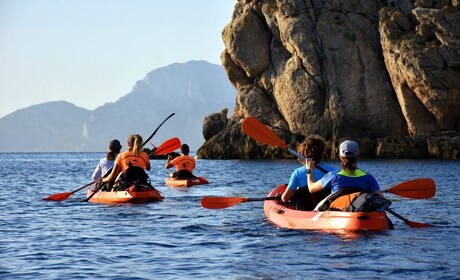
[0,153,459,280]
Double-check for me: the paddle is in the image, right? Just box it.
[242,116,300,156]
[202,177,436,209]
[151,137,181,156]
[386,208,432,228]
[201,196,278,209]
[42,181,97,201]
[383,178,435,199]
[84,137,181,202]
[143,113,175,145]
[242,116,329,173]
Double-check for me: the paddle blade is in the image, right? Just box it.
[200,196,248,209]
[42,192,72,201]
[42,181,95,202]
[153,137,181,156]
[386,208,432,228]
[242,116,287,149]
[407,220,433,228]
[385,178,436,199]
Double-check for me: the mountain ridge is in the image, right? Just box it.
[0,60,235,152]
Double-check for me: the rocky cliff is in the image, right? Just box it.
[197,0,460,159]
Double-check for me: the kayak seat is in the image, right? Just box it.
[172,169,197,180]
[315,187,365,211]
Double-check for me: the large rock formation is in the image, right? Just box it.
[198,0,460,159]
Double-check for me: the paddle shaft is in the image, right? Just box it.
[72,181,96,194]
[286,148,329,174]
[246,197,278,202]
[143,113,175,145]
[386,208,432,228]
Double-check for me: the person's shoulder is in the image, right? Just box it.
[324,164,336,171]
[294,165,306,173]
[324,170,338,178]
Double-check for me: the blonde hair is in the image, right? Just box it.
[127,134,143,156]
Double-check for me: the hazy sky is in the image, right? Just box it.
[0,0,236,118]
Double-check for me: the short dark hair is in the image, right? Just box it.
[181,144,190,155]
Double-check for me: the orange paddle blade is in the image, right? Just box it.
[406,220,433,228]
[385,178,436,199]
[42,192,72,201]
[42,180,96,201]
[242,116,287,149]
[153,137,181,156]
[201,196,248,209]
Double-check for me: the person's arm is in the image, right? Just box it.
[369,174,384,197]
[281,188,295,203]
[142,152,151,171]
[281,168,301,203]
[102,164,121,183]
[92,161,102,181]
[305,159,323,193]
[165,155,174,169]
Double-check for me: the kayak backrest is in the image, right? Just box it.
[316,187,364,211]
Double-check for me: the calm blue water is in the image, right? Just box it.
[0,153,459,279]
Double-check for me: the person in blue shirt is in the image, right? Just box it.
[281,136,335,210]
[306,139,384,210]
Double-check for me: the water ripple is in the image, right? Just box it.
[0,155,459,279]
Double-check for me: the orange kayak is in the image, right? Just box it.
[86,188,164,204]
[264,184,390,231]
[164,176,209,188]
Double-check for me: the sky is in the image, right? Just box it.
[0,0,236,118]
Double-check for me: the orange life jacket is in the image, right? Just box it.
[170,155,195,172]
[115,150,150,172]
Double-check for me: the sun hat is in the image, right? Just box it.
[339,140,359,158]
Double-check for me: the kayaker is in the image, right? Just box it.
[102,134,151,188]
[280,136,335,210]
[165,143,196,179]
[91,139,122,181]
[305,140,384,210]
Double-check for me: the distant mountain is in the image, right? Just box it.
[0,60,236,152]
[0,101,91,152]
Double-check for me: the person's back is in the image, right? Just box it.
[321,168,380,195]
[171,154,195,172]
[166,144,196,179]
[92,139,122,181]
[116,150,150,172]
